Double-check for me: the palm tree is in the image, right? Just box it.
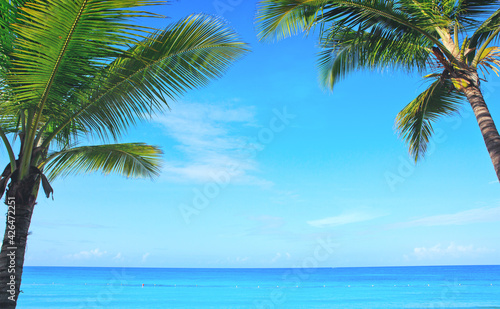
[0,0,248,307]
[256,0,500,181]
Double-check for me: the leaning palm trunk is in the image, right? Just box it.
[464,82,500,181]
[0,176,39,308]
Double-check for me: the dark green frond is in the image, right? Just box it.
[42,143,163,181]
[396,79,464,161]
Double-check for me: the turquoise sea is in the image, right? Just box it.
[18,265,500,308]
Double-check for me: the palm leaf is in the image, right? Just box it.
[455,0,500,19]
[42,13,249,147]
[257,0,453,62]
[8,0,166,175]
[41,143,163,181]
[256,0,326,41]
[0,0,30,72]
[318,25,432,89]
[469,7,500,50]
[396,79,464,161]
[9,0,162,110]
[476,46,500,76]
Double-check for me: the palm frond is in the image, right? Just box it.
[0,127,16,171]
[396,79,464,161]
[257,0,452,61]
[0,0,30,73]
[318,25,432,89]
[9,0,163,110]
[41,143,163,181]
[454,0,499,21]
[322,0,449,48]
[476,46,500,76]
[256,0,326,41]
[42,13,249,146]
[0,101,20,134]
[7,0,166,176]
[468,7,500,55]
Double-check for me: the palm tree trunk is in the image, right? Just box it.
[464,85,500,182]
[0,177,37,309]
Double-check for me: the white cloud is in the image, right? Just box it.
[235,256,249,263]
[65,248,106,260]
[270,252,291,263]
[154,102,270,186]
[307,212,384,228]
[412,243,491,260]
[113,253,123,261]
[142,252,150,262]
[271,252,282,263]
[392,206,500,228]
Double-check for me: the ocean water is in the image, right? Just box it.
[17,265,500,308]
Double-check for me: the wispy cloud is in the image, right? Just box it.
[64,248,107,260]
[235,256,249,263]
[271,252,282,263]
[411,243,491,260]
[215,256,251,266]
[270,252,292,264]
[391,206,500,229]
[154,101,271,186]
[142,252,150,263]
[307,212,384,228]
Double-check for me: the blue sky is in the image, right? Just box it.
[8,0,500,268]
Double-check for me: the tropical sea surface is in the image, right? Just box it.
[17,265,500,308]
